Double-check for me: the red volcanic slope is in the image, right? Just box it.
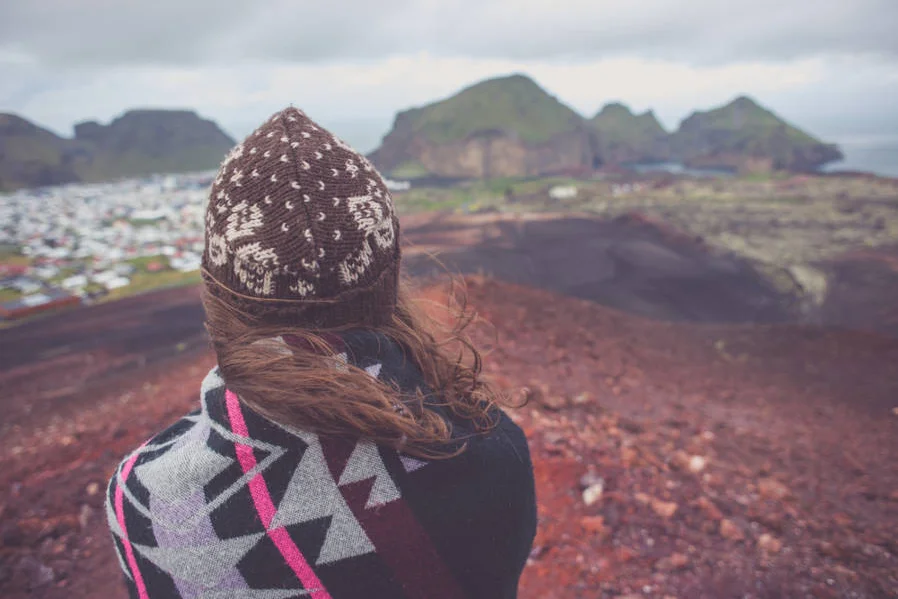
[458,277,897,598]
[0,277,896,598]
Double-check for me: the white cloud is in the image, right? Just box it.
[1,0,896,153]
[1,0,896,67]
[524,58,827,124]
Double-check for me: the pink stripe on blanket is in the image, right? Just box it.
[115,444,150,599]
[225,389,332,598]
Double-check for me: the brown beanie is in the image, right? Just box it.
[201,107,400,329]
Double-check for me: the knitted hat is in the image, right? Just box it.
[201,107,400,329]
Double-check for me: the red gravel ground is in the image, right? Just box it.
[1,277,897,598]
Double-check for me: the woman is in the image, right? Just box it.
[106,107,537,599]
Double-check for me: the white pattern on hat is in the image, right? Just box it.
[203,106,398,311]
[224,201,264,243]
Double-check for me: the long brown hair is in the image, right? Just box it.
[202,277,507,459]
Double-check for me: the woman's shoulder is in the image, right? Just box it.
[414,405,533,483]
[471,407,532,466]
[105,407,209,511]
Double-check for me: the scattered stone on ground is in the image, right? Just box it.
[1,276,896,598]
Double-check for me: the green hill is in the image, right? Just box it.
[400,74,584,145]
[0,114,81,191]
[590,103,670,164]
[371,78,842,179]
[370,74,593,179]
[670,96,842,171]
[0,110,235,192]
[73,110,235,182]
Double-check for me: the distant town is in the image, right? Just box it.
[0,173,216,320]
[0,173,413,322]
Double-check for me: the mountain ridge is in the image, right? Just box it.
[369,74,597,179]
[670,96,842,172]
[590,102,671,165]
[369,75,843,178]
[0,109,235,191]
[2,80,847,190]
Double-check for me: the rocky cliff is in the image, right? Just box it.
[590,103,670,165]
[369,74,597,179]
[0,110,235,191]
[670,96,842,173]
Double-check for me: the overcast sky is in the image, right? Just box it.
[2,0,897,152]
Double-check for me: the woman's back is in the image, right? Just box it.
[107,333,535,599]
[106,106,536,598]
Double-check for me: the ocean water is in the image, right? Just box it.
[628,138,898,179]
[822,137,898,178]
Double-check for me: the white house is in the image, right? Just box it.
[549,185,578,200]
[10,277,42,294]
[104,277,131,290]
[92,270,121,285]
[61,274,88,290]
[20,293,52,307]
[171,254,201,272]
[384,179,412,192]
[114,263,136,276]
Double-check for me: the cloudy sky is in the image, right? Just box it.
[2,0,897,152]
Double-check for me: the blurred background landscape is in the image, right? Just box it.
[1,1,897,598]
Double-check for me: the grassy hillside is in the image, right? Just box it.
[677,96,817,143]
[0,114,81,191]
[402,74,585,144]
[590,103,669,162]
[77,143,233,182]
[0,110,235,191]
[591,103,667,141]
[670,96,842,170]
[74,110,234,181]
